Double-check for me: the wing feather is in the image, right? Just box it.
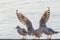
[16,10,34,33]
[40,7,50,25]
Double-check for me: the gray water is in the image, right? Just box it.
[0,0,60,39]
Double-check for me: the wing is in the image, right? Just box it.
[48,28,54,32]
[40,7,50,25]
[16,10,34,33]
[16,10,28,25]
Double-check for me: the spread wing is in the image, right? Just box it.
[16,10,28,25]
[40,7,50,26]
[16,10,34,33]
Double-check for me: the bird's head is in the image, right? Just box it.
[15,26,20,29]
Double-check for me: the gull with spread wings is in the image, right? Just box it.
[16,7,59,40]
[16,10,43,39]
[16,7,50,39]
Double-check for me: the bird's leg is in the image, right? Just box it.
[49,35,52,40]
[22,36,26,39]
[22,36,26,40]
[48,35,51,40]
[21,36,24,39]
[47,35,49,40]
[34,36,37,39]
[24,36,26,39]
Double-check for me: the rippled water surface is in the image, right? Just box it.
[0,0,60,39]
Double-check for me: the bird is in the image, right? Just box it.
[16,10,43,39]
[16,7,57,39]
[16,7,50,39]
[15,25,29,39]
[40,7,50,26]
[39,7,60,39]
[41,24,60,40]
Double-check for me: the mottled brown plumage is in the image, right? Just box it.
[40,7,50,26]
[16,10,42,39]
[16,7,50,39]
[16,10,34,33]
[16,10,28,25]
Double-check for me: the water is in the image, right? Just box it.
[0,0,60,39]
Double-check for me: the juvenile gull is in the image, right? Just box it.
[16,10,43,39]
[15,25,29,39]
